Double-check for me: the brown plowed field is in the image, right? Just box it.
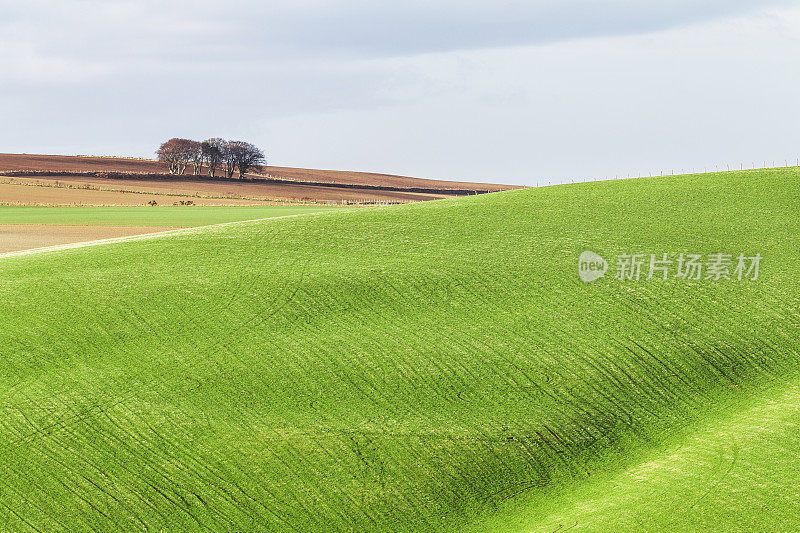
[0,224,175,253]
[0,153,513,190]
[0,175,448,205]
[0,181,287,206]
[0,153,519,206]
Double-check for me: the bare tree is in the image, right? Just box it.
[201,138,225,178]
[227,141,266,179]
[187,140,203,175]
[159,138,266,179]
[221,141,237,178]
[156,138,194,174]
[157,138,183,174]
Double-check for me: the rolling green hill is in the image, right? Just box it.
[0,168,798,531]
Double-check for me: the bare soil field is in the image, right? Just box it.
[0,153,514,191]
[0,181,285,206]
[0,153,519,205]
[0,175,447,205]
[0,224,175,253]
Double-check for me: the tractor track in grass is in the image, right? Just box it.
[1,168,798,530]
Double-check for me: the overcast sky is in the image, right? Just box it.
[2,0,799,185]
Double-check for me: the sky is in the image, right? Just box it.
[1,0,799,186]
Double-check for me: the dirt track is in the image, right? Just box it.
[0,224,176,253]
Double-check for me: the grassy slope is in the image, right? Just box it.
[470,376,800,531]
[0,205,337,226]
[0,168,798,531]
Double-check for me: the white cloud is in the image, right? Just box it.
[0,42,111,83]
[0,1,799,184]
[259,4,800,184]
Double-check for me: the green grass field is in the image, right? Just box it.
[0,205,337,226]
[0,168,798,531]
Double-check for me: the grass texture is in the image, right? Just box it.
[0,168,798,531]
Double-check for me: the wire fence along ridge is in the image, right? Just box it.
[540,158,800,186]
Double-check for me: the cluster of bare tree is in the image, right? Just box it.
[156,138,266,179]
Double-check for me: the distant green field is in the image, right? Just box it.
[0,205,338,226]
[0,168,798,531]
